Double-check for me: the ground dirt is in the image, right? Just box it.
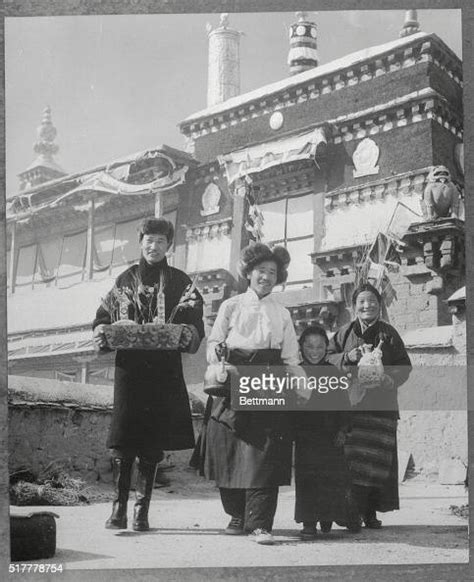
[9,472,469,573]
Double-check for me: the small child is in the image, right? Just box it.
[294,325,360,539]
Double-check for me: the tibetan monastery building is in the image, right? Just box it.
[7,11,464,393]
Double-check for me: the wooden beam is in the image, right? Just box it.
[154,191,163,217]
[86,198,95,280]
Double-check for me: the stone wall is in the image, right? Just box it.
[386,266,464,333]
[8,376,203,484]
[398,410,467,476]
[398,312,467,477]
[9,404,113,483]
[8,311,467,483]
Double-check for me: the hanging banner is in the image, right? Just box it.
[91,164,188,194]
[218,126,328,185]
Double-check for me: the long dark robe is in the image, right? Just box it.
[294,360,358,525]
[92,257,205,452]
[204,350,293,489]
[327,319,412,513]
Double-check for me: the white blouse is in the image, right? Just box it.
[207,288,300,366]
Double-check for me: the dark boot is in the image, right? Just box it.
[363,509,382,529]
[300,522,318,540]
[105,457,134,530]
[320,521,333,533]
[132,457,158,531]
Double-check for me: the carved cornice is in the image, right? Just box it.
[402,217,465,273]
[185,218,232,243]
[418,38,462,85]
[332,90,462,145]
[194,268,237,292]
[312,250,363,274]
[288,301,341,334]
[253,160,317,202]
[311,245,367,298]
[324,168,431,213]
[191,268,239,325]
[311,245,369,304]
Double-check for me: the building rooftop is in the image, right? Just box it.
[447,286,466,304]
[181,31,460,128]
[21,155,66,176]
[7,144,197,215]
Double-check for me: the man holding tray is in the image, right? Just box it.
[92,217,205,532]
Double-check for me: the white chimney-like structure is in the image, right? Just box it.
[206,13,241,107]
[400,9,421,38]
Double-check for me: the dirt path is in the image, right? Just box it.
[9,480,468,572]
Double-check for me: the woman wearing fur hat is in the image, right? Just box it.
[202,243,300,545]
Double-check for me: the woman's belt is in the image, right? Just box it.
[227,348,282,366]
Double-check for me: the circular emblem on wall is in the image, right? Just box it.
[310,27,317,38]
[296,25,306,36]
[269,111,284,131]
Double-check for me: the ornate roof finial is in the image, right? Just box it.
[219,13,229,29]
[400,9,420,38]
[33,105,59,158]
[288,12,318,75]
[18,106,66,190]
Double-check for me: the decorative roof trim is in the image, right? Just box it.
[332,89,462,145]
[185,218,232,242]
[324,167,432,213]
[8,145,197,214]
[180,33,461,138]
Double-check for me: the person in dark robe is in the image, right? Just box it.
[201,243,301,545]
[92,217,204,531]
[327,283,412,528]
[294,325,360,539]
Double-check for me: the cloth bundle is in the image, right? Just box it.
[348,341,384,407]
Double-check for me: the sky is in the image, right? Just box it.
[5,9,462,196]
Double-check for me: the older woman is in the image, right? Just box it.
[203,243,300,545]
[327,283,412,528]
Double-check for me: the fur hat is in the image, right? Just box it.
[238,243,290,285]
